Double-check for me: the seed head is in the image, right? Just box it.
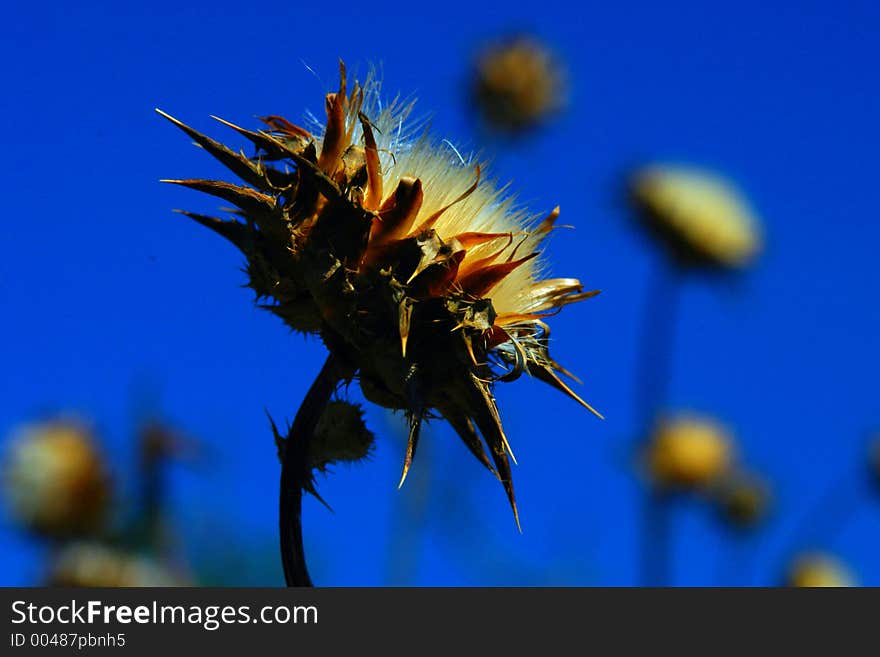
[3,420,110,538]
[630,165,761,269]
[158,64,601,526]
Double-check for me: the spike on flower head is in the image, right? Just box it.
[158,64,600,526]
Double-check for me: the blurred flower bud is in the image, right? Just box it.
[647,415,734,490]
[714,471,771,529]
[472,36,566,132]
[787,553,857,587]
[3,420,110,538]
[629,165,762,269]
[48,541,186,587]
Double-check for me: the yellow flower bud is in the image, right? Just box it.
[631,165,761,268]
[648,415,734,489]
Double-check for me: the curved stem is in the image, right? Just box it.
[279,354,345,587]
[637,261,682,586]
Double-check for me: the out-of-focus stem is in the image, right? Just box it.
[637,261,681,586]
[280,354,345,587]
[776,467,864,575]
[139,424,165,552]
[385,427,432,585]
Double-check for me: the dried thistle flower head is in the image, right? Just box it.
[647,415,734,490]
[158,63,600,527]
[48,541,185,587]
[630,165,762,268]
[3,420,110,537]
[472,37,566,132]
[787,553,857,588]
[714,471,771,529]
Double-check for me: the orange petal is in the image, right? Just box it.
[457,252,539,299]
[456,233,515,278]
[358,112,383,211]
[485,325,511,348]
[409,249,466,299]
[370,178,423,243]
[317,62,348,175]
[452,231,513,250]
[359,236,411,271]
[259,115,312,140]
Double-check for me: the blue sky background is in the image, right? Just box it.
[1,0,878,586]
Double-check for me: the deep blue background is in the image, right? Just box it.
[2,0,878,585]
